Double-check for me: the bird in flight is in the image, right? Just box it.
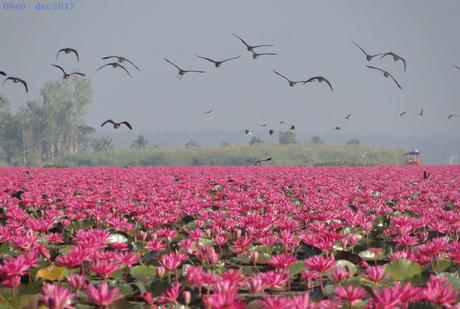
[380,52,406,71]
[0,71,6,76]
[400,112,407,117]
[269,129,274,135]
[2,77,28,92]
[56,48,79,62]
[352,41,383,61]
[97,62,132,77]
[204,109,214,114]
[335,126,341,130]
[454,65,460,70]
[343,113,352,120]
[290,125,295,130]
[232,33,273,52]
[244,129,253,136]
[196,55,240,68]
[448,114,459,119]
[252,51,277,59]
[417,109,424,116]
[101,119,132,130]
[366,66,402,89]
[101,56,140,71]
[248,157,272,166]
[303,76,333,92]
[163,58,205,79]
[52,64,85,79]
[0,96,5,104]
[273,70,307,87]
[260,123,268,127]
[279,121,286,125]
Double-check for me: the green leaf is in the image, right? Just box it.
[288,261,305,276]
[438,272,460,290]
[130,265,156,281]
[358,249,383,260]
[335,260,358,278]
[432,260,451,274]
[36,264,69,281]
[385,259,422,281]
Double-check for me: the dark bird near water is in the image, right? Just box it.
[400,112,407,117]
[366,65,402,89]
[252,51,277,59]
[0,71,6,76]
[423,170,430,180]
[163,58,205,79]
[97,62,132,77]
[2,77,28,92]
[290,125,295,130]
[279,121,286,125]
[417,109,424,116]
[344,113,352,120]
[303,76,333,92]
[101,119,132,130]
[196,55,240,68]
[244,129,253,136]
[448,114,459,119]
[101,56,140,71]
[52,64,85,79]
[269,129,274,135]
[248,157,272,166]
[352,41,383,61]
[232,33,274,52]
[454,65,460,70]
[273,70,307,87]
[381,52,406,71]
[335,126,341,130]
[204,109,214,114]
[56,48,79,62]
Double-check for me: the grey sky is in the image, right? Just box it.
[1,0,460,138]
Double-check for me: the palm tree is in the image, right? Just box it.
[131,135,149,149]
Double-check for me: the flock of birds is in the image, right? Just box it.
[1,36,460,165]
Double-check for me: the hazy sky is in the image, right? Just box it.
[1,0,460,138]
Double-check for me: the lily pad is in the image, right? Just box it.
[36,264,69,281]
[385,259,422,281]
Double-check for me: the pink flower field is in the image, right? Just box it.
[1,165,460,308]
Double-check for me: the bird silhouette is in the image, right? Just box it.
[247,157,272,166]
[290,125,295,130]
[52,64,85,79]
[423,171,430,180]
[381,52,406,71]
[417,109,424,116]
[56,48,79,61]
[163,58,205,79]
[97,62,132,77]
[352,41,383,61]
[244,129,253,136]
[366,66,402,89]
[273,70,307,87]
[2,77,28,92]
[0,71,6,76]
[101,56,140,71]
[303,76,333,92]
[335,126,341,130]
[232,33,274,52]
[101,119,132,130]
[279,121,286,125]
[400,112,407,117]
[204,109,214,114]
[196,55,240,68]
[252,51,277,59]
[269,129,274,135]
[344,113,352,120]
[448,114,460,119]
[260,123,268,127]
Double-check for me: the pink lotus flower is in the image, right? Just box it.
[304,255,335,273]
[41,283,75,309]
[145,238,166,251]
[335,285,367,306]
[262,270,288,291]
[203,291,245,309]
[331,267,349,284]
[363,265,386,282]
[157,281,180,304]
[160,252,188,271]
[268,253,297,269]
[246,273,268,293]
[85,282,123,307]
[67,274,86,290]
[89,260,120,281]
[422,275,458,308]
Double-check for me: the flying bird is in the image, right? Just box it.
[0,71,6,76]
[269,129,274,135]
[244,130,253,136]
[335,126,341,130]
[56,48,79,62]
[252,51,277,59]
[248,157,272,166]
[232,33,274,52]
[0,96,5,104]
[279,121,286,125]
[303,76,333,92]
[196,55,240,68]
[163,58,205,79]
[352,41,383,61]
[101,119,132,130]
[344,113,352,120]
[400,112,407,117]
[289,125,295,130]
[417,109,424,116]
[453,65,460,70]
[2,77,28,92]
[51,64,85,79]
[380,52,406,71]
[101,56,140,71]
[448,114,459,119]
[204,109,214,114]
[97,62,132,77]
[260,123,268,127]
[273,70,306,87]
[366,66,402,89]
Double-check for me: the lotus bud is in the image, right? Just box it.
[183,290,191,305]
[156,266,166,278]
[249,251,259,265]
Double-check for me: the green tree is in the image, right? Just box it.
[91,136,113,152]
[279,131,297,144]
[131,135,149,149]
